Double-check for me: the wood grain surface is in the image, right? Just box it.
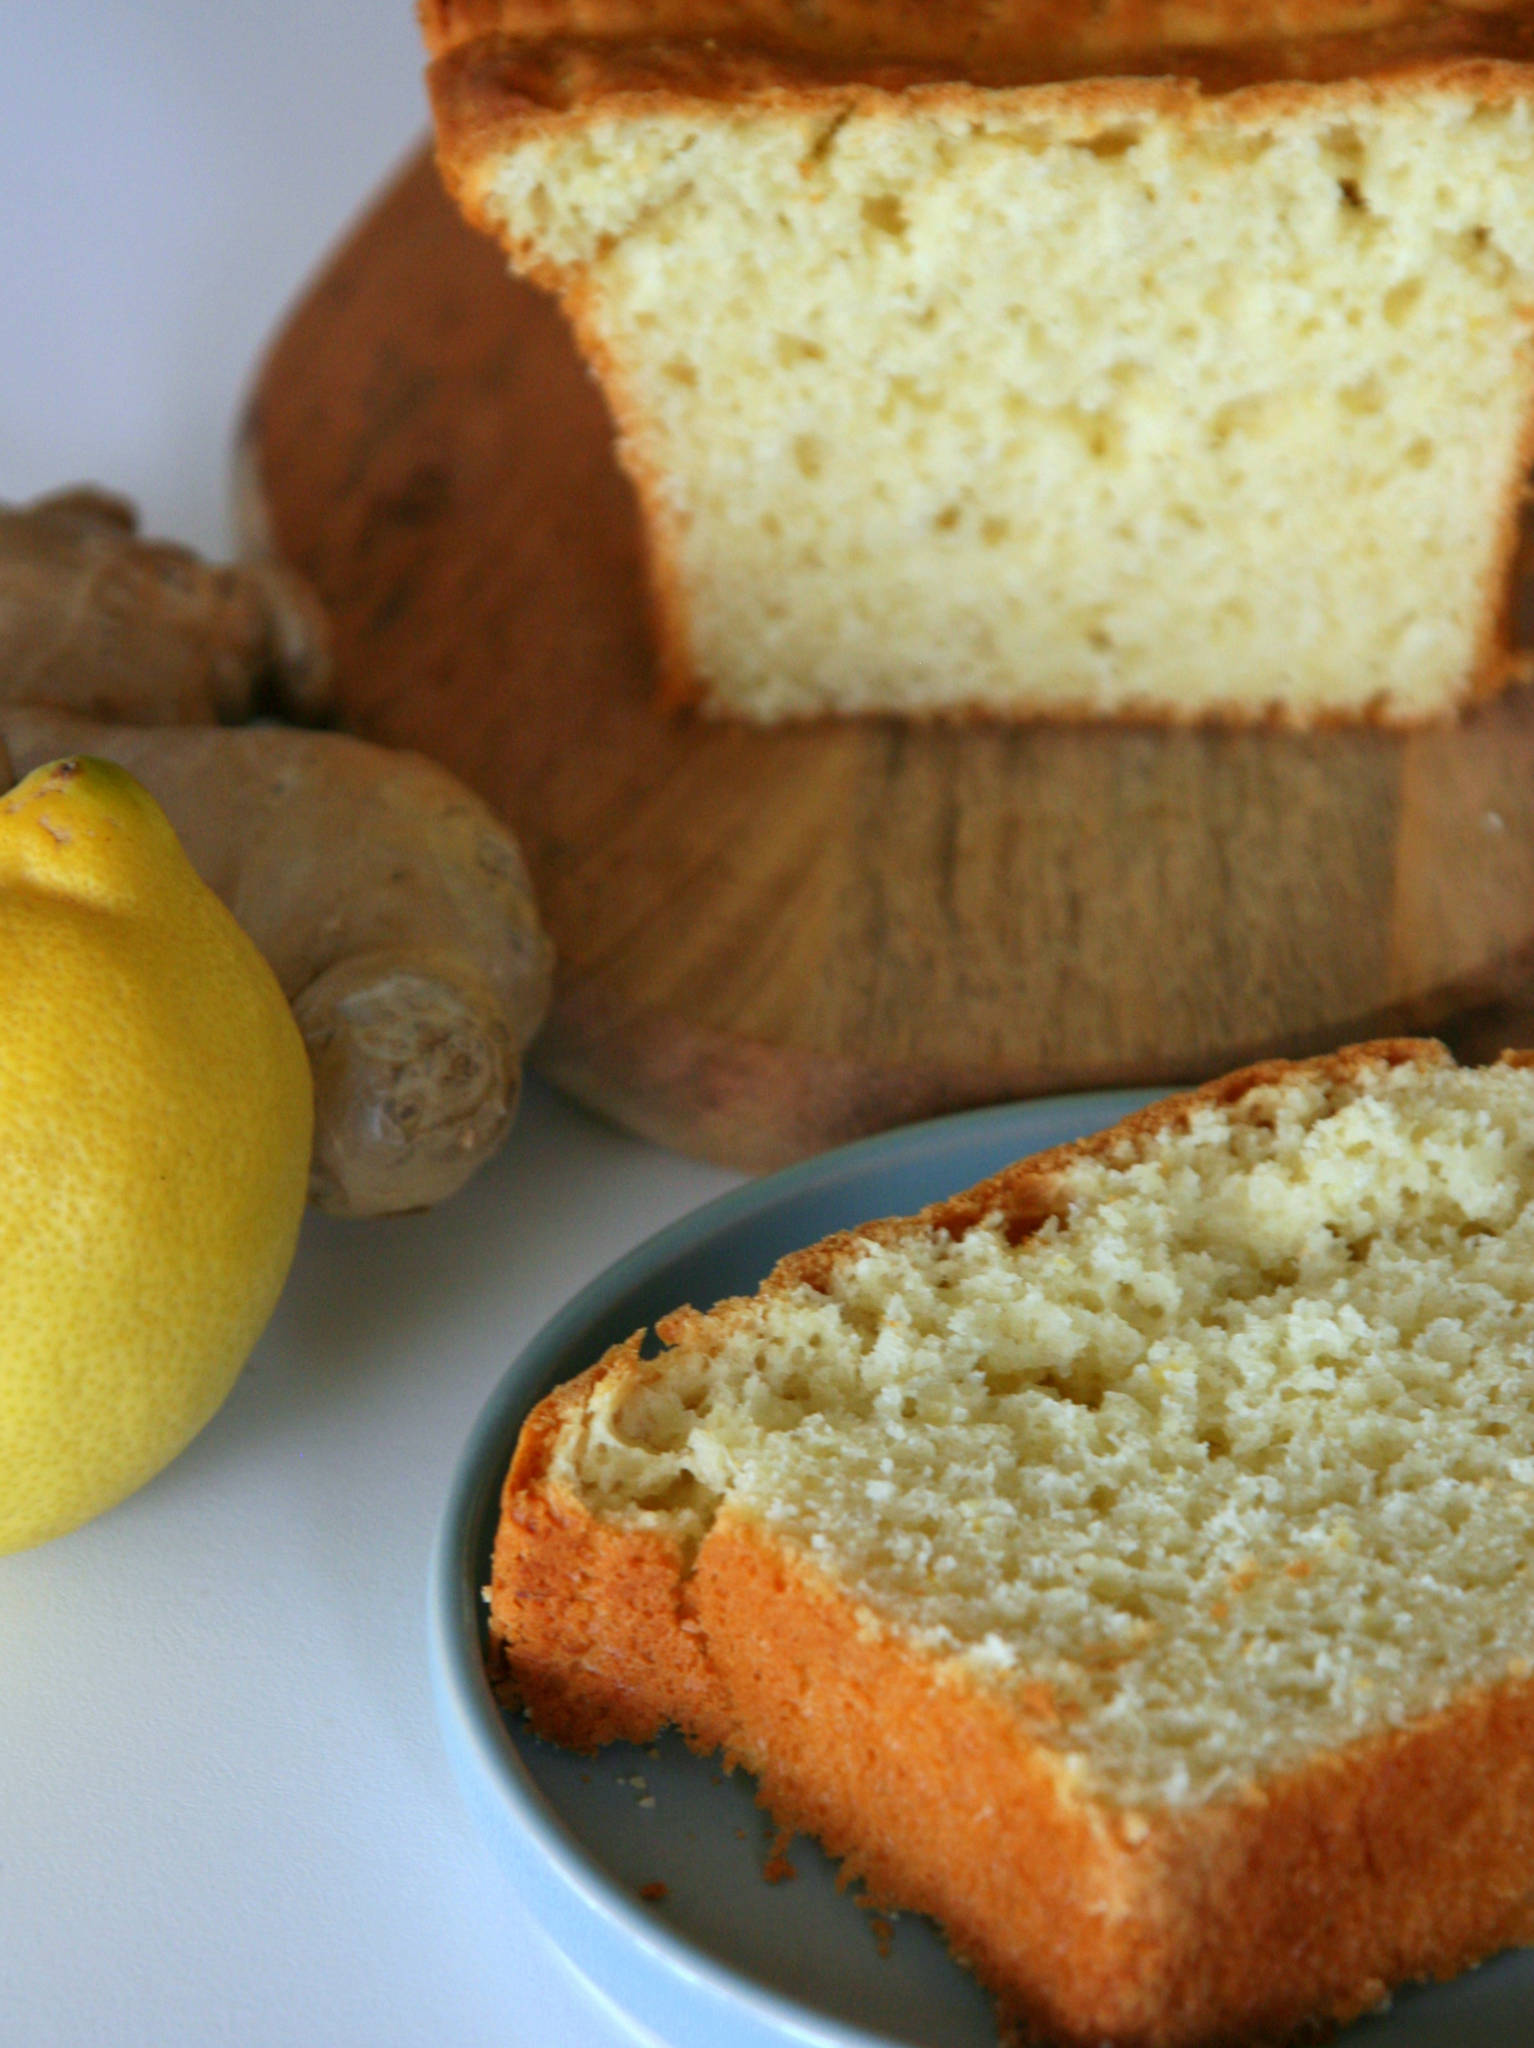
[241,145,1534,1170]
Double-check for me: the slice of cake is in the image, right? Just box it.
[423,5,1534,724]
[491,1040,1534,2046]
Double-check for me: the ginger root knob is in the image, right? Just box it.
[0,488,330,726]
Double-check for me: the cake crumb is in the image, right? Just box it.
[763,1830,797,1884]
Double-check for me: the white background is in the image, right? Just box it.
[0,8,740,2043]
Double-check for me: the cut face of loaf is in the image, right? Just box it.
[491,1041,1534,2047]
[428,21,1534,723]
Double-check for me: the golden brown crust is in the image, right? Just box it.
[490,1341,732,1748]
[426,3,1534,247]
[426,14,1534,132]
[426,23,1534,158]
[694,1517,1534,2048]
[422,0,1534,84]
[486,1038,1534,2042]
[747,1037,1450,1292]
[492,1495,1534,2046]
[418,1,1438,60]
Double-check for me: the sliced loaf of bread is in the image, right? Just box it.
[491,1040,1534,2046]
[425,6,1534,724]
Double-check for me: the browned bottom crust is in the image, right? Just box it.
[493,1491,1534,2047]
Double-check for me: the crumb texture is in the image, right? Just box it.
[475,84,1534,720]
[552,1054,1534,1805]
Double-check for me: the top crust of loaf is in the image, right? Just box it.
[421,1,1534,86]
[426,23,1534,272]
[423,3,1534,166]
[425,11,1534,176]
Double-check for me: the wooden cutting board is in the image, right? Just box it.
[241,145,1534,1171]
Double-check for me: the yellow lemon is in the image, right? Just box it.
[0,758,313,1553]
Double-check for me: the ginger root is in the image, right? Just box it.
[0,488,330,725]
[0,484,552,1215]
[0,708,552,1218]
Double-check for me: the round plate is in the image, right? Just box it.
[429,1089,1534,2048]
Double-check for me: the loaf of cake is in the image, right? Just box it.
[423,4,1534,724]
[490,1040,1534,2047]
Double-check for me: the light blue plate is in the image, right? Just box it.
[429,1089,1534,2048]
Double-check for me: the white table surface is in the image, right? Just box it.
[0,9,741,2044]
